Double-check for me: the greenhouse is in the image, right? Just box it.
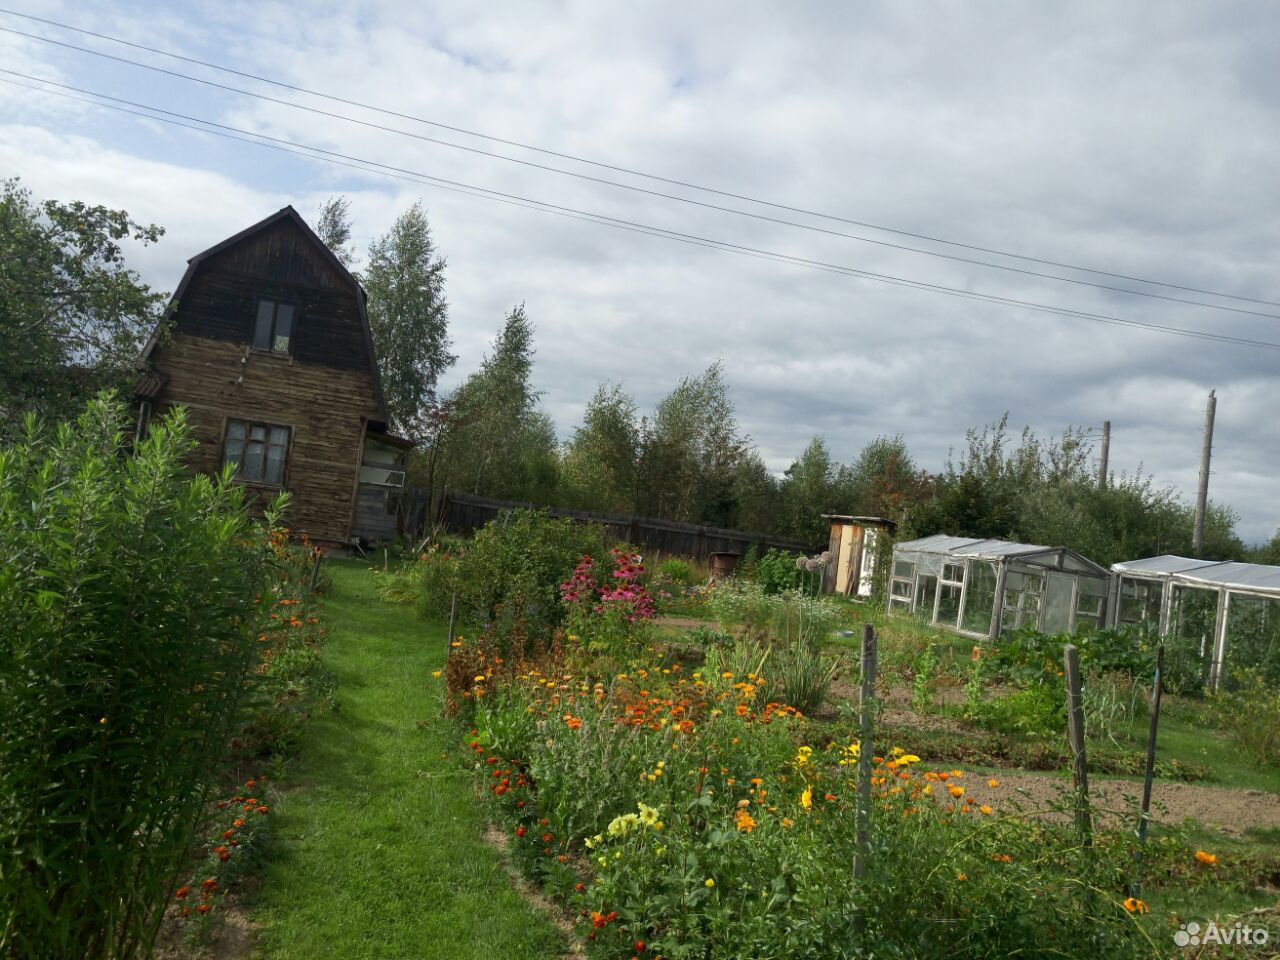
[889,534,1111,640]
[1109,555,1280,689]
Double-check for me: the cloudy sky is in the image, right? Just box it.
[2,1,1277,542]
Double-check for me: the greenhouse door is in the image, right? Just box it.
[1042,572,1075,633]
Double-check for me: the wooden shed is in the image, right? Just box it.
[134,206,411,545]
[821,515,895,597]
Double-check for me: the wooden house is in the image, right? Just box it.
[134,206,410,545]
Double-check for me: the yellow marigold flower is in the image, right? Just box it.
[705,878,716,888]
[800,786,813,810]
[948,785,965,799]
[979,804,994,816]
[899,755,921,765]
[781,817,794,828]
[988,778,1000,789]
[1195,851,1219,867]
[474,675,486,683]
[956,872,968,882]
[432,670,442,679]
[721,672,734,679]
[733,809,758,833]
[1123,897,1149,914]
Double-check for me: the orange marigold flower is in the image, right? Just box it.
[1195,851,1219,867]
[735,704,749,717]
[988,779,1000,789]
[1123,897,1150,914]
[175,886,191,900]
[979,804,994,816]
[196,904,212,915]
[992,853,1012,863]
[256,805,269,815]
[201,879,218,891]
[948,785,965,799]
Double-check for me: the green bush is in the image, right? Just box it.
[1210,669,1280,765]
[0,398,273,959]
[415,545,461,619]
[656,557,695,587]
[457,509,607,646]
[753,548,802,594]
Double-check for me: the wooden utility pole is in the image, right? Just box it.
[1098,420,1111,490]
[1192,390,1217,555]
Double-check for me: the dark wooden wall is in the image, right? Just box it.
[429,489,820,559]
[148,218,380,543]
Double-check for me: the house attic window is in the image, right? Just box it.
[254,299,294,354]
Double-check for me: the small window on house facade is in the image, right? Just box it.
[253,299,294,354]
[223,419,290,486]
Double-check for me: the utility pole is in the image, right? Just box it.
[1192,390,1216,555]
[1098,420,1110,490]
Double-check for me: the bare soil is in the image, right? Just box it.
[956,771,1280,837]
[481,823,587,960]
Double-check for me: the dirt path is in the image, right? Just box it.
[951,770,1280,837]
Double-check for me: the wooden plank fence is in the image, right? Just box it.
[413,488,820,560]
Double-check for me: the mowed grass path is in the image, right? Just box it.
[253,559,565,960]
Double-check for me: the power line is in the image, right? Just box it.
[2,7,1278,312]
[6,71,1280,353]
[7,26,1280,324]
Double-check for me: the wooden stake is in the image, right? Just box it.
[1064,644,1092,846]
[1131,645,1165,897]
[854,624,877,881]
[446,591,459,645]
[307,549,324,596]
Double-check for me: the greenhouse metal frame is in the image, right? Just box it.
[890,534,1112,640]
[1109,555,1280,688]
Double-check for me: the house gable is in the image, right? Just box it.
[140,206,387,426]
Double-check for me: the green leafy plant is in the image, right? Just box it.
[1209,668,1280,765]
[0,396,275,959]
[753,548,802,594]
[913,645,939,714]
[455,509,607,650]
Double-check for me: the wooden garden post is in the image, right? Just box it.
[446,591,459,645]
[1131,645,1165,897]
[307,548,324,596]
[1063,644,1092,847]
[854,624,877,880]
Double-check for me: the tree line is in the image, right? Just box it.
[3,179,1276,566]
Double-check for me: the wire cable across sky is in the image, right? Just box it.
[4,70,1280,353]
[2,6,1278,312]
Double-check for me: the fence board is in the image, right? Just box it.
[415,488,820,560]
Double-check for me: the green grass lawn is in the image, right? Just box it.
[252,559,565,960]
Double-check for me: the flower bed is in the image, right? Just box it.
[446,634,1174,959]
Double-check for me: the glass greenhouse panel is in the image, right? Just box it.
[1224,594,1280,685]
[936,582,962,627]
[1118,577,1162,627]
[915,575,938,615]
[1167,586,1219,691]
[961,561,998,635]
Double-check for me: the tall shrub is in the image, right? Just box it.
[0,397,273,959]
[456,510,607,646]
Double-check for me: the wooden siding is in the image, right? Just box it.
[171,217,371,374]
[149,335,377,543]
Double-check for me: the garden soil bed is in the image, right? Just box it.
[965,773,1280,837]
